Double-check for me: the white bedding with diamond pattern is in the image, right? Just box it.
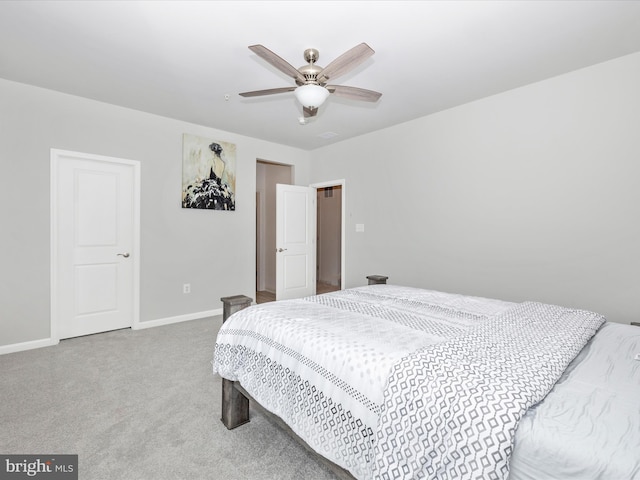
[212,285,634,479]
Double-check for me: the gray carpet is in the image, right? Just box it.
[0,317,339,479]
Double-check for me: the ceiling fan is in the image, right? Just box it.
[239,43,382,118]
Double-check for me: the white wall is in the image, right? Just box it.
[3,51,638,351]
[0,79,311,349]
[310,52,640,324]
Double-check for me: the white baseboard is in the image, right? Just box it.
[0,309,222,355]
[0,337,58,356]
[133,308,223,330]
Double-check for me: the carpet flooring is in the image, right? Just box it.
[0,317,339,479]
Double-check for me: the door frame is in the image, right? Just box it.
[50,149,141,343]
[310,179,345,291]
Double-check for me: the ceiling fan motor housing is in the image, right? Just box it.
[298,48,322,86]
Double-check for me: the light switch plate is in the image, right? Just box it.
[355,224,365,232]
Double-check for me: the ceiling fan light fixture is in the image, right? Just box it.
[294,84,330,109]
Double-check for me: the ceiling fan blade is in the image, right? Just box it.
[317,43,375,84]
[239,86,295,98]
[303,106,318,118]
[248,45,306,84]
[327,85,382,102]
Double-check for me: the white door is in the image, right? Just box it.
[276,184,316,300]
[52,150,139,339]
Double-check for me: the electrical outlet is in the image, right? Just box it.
[183,283,191,294]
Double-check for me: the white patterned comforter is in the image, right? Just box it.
[212,285,604,479]
[373,301,604,480]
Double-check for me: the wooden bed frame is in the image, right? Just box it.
[218,276,388,479]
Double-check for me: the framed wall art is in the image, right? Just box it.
[181,134,236,210]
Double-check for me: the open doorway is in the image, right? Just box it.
[316,185,342,294]
[256,160,292,304]
[255,161,344,304]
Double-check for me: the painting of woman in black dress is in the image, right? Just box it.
[182,134,236,210]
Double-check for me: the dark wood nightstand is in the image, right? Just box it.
[366,275,388,285]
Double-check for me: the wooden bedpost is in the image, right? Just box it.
[220,295,253,430]
[366,275,388,285]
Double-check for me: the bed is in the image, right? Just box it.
[213,283,640,479]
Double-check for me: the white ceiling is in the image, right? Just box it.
[1,1,640,150]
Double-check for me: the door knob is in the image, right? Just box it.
[277,248,287,253]
[117,252,130,258]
